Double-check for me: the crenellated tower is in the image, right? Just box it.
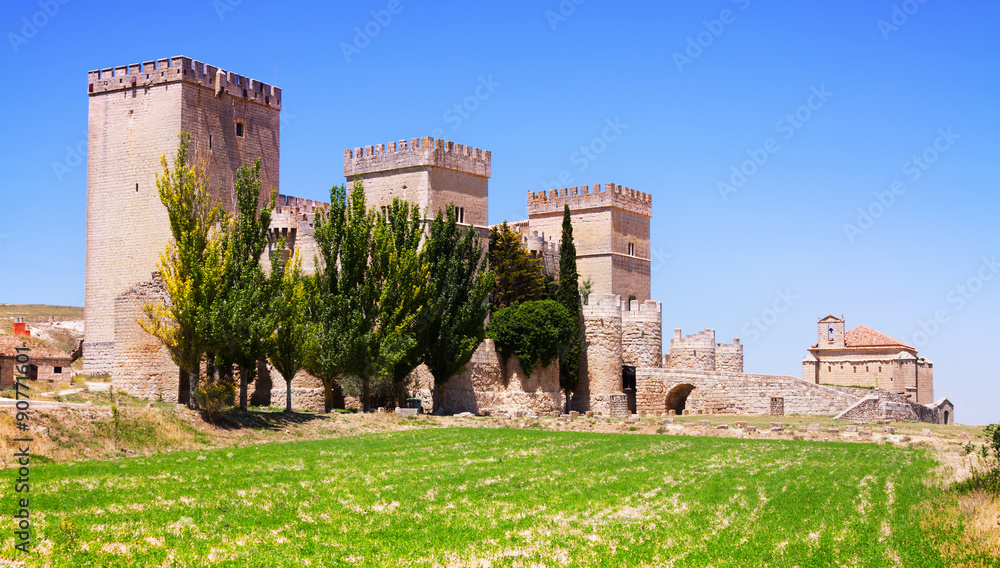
[84,56,281,373]
[343,137,490,229]
[526,183,652,303]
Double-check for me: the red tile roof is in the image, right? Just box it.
[844,325,913,350]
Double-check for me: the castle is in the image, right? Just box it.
[86,56,952,423]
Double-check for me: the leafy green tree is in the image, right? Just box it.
[267,248,310,413]
[488,221,544,311]
[556,204,582,412]
[421,205,495,412]
[141,132,225,408]
[487,300,573,378]
[210,159,277,411]
[306,183,351,412]
[307,181,427,411]
[351,198,428,410]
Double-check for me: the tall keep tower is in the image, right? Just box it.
[84,56,281,373]
[343,137,490,229]
[526,184,652,302]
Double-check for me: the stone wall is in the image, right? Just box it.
[715,340,743,372]
[111,274,181,402]
[85,56,281,374]
[621,300,662,368]
[439,340,564,415]
[664,329,716,371]
[343,138,490,229]
[574,294,624,414]
[636,368,863,416]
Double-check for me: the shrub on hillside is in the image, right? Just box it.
[487,300,573,377]
[194,381,236,420]
[955,423,1000,495]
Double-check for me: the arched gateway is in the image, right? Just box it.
[666,383,696,415]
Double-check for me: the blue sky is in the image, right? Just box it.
[1,0,997,424]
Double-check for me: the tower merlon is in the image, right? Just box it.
[526,183,652,217]
[343,137,491,178]
[88,56,281,109]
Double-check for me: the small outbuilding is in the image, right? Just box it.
[0,336,74,387]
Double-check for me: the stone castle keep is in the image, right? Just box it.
[85,56,952,423]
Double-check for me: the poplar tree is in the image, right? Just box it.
[421,205,494,412]
[556,204,582,412]
[307,183,351,412]
[488,221,544,311]
[142,132,224,408]
[267,248,310,413]
[308,181,427,411]
[210,159,277,411]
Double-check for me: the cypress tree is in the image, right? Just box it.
[556,204,582,412]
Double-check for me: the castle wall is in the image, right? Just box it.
[111,274,181,402]
[621,300,662,368]
[85,73,182,372]
[268,195,326,275]
[637,368,862,417]
[85,57,281,374]
[715,341,743,373]
[574,294,624,414]
[439,340,564,415]
[665,329,716,371]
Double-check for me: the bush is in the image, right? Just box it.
[194,380,236,420]
[487,300,573,377]
[954,423,1000,495]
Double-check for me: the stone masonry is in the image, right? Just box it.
[663,329,743,373]
[803,315,934,404]
[344,138,490,230]
[522,184,652,303]
[85,56,281,374]
[85,56,951,424]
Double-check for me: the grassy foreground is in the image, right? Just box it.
[7,428,990,567]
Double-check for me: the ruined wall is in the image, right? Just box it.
[256,367,326,412]
[85,56,281,373]
[111,273,181,402]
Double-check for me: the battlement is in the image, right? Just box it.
[274,194,329,216]
[583,294,661,318]
[343,137,491,178]
[583,293,624,318]
[527,183,652,217]
[88,56,281,110]
[622,300,662,322]
[671,328,717,350]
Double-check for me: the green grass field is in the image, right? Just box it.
[9,428,989,567]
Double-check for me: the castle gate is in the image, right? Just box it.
[622,365,637,414]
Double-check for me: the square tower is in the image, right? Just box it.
[526,184,652,302]
[84,56,281,373]
[343,137,490,229]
